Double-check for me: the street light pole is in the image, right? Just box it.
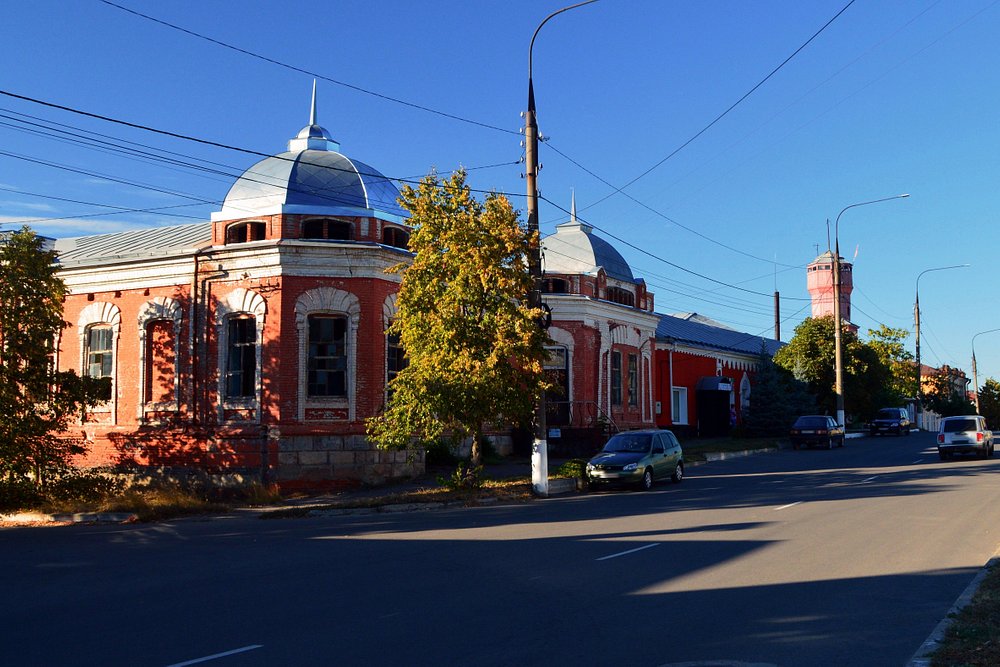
[525,0,598,497]
[831,194,909,427]
[914,264,969,427]
[971,328,1000,413]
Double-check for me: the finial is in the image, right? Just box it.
[309,79,318,126]
[571,188,577,222]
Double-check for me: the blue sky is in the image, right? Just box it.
[2,0,999,393]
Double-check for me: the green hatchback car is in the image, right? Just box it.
[586,430,684,491]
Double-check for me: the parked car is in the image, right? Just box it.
[869,407,911,436]
[790,415,845,449]
[586,430,683,491]
[937,415,994,460]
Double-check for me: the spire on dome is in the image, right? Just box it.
[556,188,592,233]
[309,79,318,126]
[288,80,340,152]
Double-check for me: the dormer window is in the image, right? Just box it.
[303,218,352,240]
[607,286,635,307]
[226,221,266,244]
[542,278,568,294]
[383,227,409,250]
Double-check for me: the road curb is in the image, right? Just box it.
[907,553,1000,666]
[0,511,137,525]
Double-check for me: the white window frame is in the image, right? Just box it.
[296,287,360,422]
[671,386,688,425]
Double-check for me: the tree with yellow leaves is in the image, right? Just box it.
[366,171,549,468]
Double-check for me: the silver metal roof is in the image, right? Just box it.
[657,312,784,357]
[54,222,211,267]
[213,83,406,224]
[541,219,635,283]
[213,150,406,223]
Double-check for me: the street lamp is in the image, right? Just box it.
[914,264,969,426]
[970,328,1000,413]
[525,0,598,496]
[831,194,909,427]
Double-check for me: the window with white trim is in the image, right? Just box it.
[225,316,257,398]
[671,387,688,424]
[308,314,347,397]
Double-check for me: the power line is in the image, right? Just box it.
[540,194,810,301]
[98,0,517,136]
[568,0,857,211]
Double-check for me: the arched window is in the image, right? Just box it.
[225,316,257,398]
[382,227,410,249]
[607,286,635,307]
[226,221,266,244]
[307,314,348,397]
[303,218,352,240]
[542,278,568,294]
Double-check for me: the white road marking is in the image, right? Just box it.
[774,501,802,511]
[860,476,879,483]
[912,459,924,464]
[596,543,660,561]
[166,645,263,666]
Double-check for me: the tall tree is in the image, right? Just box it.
[924,365,975,417]
[0,227,108,486]
[743,345,815,436]
[774,316,892,422]
[977,378,1000,429]
[366,172,549,467]
[867,324,915,405]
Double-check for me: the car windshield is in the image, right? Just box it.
[877,409,900,419]
[793,417,827,429]
[942,419,978,433]
[602,434,652,453]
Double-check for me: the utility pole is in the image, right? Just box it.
[773,291,780,341]
[524,1,599,496]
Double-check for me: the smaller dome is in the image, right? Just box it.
[541,220,635,283]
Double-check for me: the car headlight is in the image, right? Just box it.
[623,463,638,472]
[586,463,594,471]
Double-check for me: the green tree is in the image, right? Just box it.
[924,365,975,417]
[773,316,891,422]
[366,171,549,467]
[0,227,109,487]
[866,324,915,405]
[977,378,1000,428]
[743,345,814,436]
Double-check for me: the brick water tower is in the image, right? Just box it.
[806,250,858,332]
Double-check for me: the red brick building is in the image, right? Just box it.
[539,201,661,452]
[654,314,782,437]
[54,95,419,489]
[50,95,784,485]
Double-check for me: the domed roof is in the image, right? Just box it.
[211,83,407,224]
[541,194,635,282]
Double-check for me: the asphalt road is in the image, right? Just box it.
[4,430,1000,667]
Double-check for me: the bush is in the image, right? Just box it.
[45,471,126,503]
[556,459,587,480]
[424,439,462,467]
[438,463,484,490]
[0,478,42,512]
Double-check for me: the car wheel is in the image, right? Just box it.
[640,468,654,491]
[939,451,950,461]
[671,461,684,484]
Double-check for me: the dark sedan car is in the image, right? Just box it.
[869,407,911,436]
[790,415,845,449]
